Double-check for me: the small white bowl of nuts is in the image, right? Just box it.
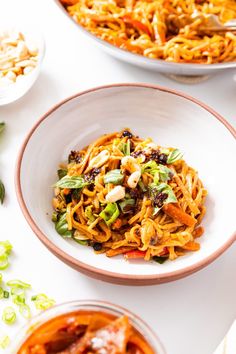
[0,26,45,105]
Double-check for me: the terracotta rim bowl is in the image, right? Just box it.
[15,83,236,285]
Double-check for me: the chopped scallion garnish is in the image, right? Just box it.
[99,203,120,226]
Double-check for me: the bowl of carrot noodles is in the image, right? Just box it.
[16,84,236,285]
[54,0,236,76]
[12,300,166,353]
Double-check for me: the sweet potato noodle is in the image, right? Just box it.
[52,130,207,263]
[60,0,236,64]
[18,311,155,353]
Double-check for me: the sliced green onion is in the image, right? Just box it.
[0,335,10,349]
[0,273,2,283]
[0,288,3,299]
[85,205,95,223]
[0,254,9,270]
[11,290,26,306]
[51,212,58,222]
[138,179,147,192]
[31,294,55,310]
[19,304,31,319]
[0,241,12,257]
[6,279,31,289]
[99,203,120,226]
[2,307,16,325]
[3,290,9,299]
[167,149,183,164]
[73,239,88,246]
[104,169,124,185]
[119,140,131,156]
[119,199,135,213]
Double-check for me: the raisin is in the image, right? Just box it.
[64,194,72,204]
[122,130,133,138]
[93,243,103,251]
[84,168,100,183]
[158,153,168,164]
[131,150,144,158]
[68,151,82,164]
[153,192,168,208]
[150,151,160,162]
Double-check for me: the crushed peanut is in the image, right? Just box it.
[0,30,39,87]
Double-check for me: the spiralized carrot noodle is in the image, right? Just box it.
[60,0,236,64]
[18,311,155,353]
[52,129,207,263]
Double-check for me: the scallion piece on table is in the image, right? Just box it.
[31,293,55,310]
[0,335,10,349]
[2,307,16,325]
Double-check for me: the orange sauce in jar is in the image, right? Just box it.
[18,310,155,354]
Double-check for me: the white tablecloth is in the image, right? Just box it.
[0,1,236,353]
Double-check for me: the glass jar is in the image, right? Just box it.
[10,300,166,353]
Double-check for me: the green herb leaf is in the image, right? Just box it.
[141,160,159,175]
[119,139,131,156]
[54,176,88,189]
[104,169,124,185]
[55,213,73,238]
[158,165,173,182]
[142,161,172,183]
[57,169,67,180]
[153,256,168,264]
[2,307,16,325]
[0,180,5,204]
[119,199,135,213]
[167,149,183,164]
[99,203,120,226]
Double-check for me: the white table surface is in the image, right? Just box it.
[0,1,236,353]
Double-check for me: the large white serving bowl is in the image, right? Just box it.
[15,84,236,285]
[54,0,236,77]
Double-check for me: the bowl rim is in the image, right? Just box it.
[11,299,166,354]
[54,0,236,71]
[15,83,236,286]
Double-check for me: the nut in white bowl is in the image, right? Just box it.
[0,25,45,105]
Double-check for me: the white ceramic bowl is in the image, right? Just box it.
[0,25,45,105]
[15,84,236,285]
[10,300,166,354]
[54,0,236,77]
